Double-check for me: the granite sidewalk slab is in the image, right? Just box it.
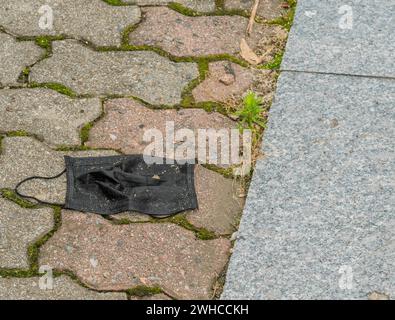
[282,0,395,78]
[222,71,394,299]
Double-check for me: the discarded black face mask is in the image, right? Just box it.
[15,155,198,216]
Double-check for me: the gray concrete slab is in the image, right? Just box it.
[282,0,395,78]
[222,71,395,299]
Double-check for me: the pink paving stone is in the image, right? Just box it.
[224,0,290,20]
[192,61,255,103]
[185,165,244,235]
[86,98,237,161]
[39,211,231,299]
[129,7,285,57]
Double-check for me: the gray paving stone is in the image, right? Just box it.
[125,0,216,12]
[30,40,198,105]
[0,33,44,87]
[0,275,127,300]
[0,0,141,47]
[222,72,395,299]
[0,89,101,146]
[0,136,118,204]
[282,0,395,78]
[0,198,54,269]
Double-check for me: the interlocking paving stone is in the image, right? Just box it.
[222,72,395,299]
[125,0,216,12]
[0,33,44,87]
[282,0,395,78]
[0,0,141,47]
[0,137,118,205]
[185,165,243,235]
[129,7,285,57]
[30,40,198,105]
[40,211,231,299]
[0,89,101,146]
[192,61,255,103]
[87,98,237,158]
[0,198,54,269]
[224,0,289,20]
[0,276,127,300]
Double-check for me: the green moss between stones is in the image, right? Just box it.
[22,67,30,76]
[80,122,94,145]
[34,35,65,49]
[18,66,31,83]
[162,214,217,240]
[35,37,51,49]
[201,164,235,179]
[127,285,163,297]
[215,0,225,11]
[5,130,30,137]
[168,1,247,17]
[121,23,139,47]
[101,0,126,6]
[260,51,284,70]
[267,0,297,31]
[29,82,77,97]
[168,2,203,17]
[0,189,38,209]
[28,206,62,274]
[54,145,92,152]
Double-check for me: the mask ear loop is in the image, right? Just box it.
[14,168,67,207]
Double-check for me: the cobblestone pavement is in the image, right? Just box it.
[0,0,293,299]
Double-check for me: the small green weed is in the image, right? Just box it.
[234,91,266,131]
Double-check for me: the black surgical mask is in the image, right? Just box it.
[15,155,198,216]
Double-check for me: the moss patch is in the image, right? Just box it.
[260,51,284,70]
[0,189,38,209]
[28,206,62,274]
[102,0,126,5]
[215,0,225,11]
[168,2,203,17]
[29,82,77,97]
[80,122,94,145]
[267,0,297,31]
[127,285,162,297]
[162,214,217,240]
[5,130,30,137]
